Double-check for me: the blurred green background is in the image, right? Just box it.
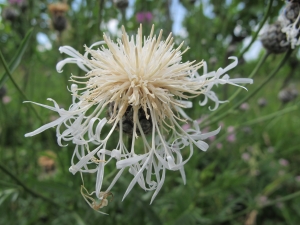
[1,0,300,224]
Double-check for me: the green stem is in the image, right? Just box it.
[263,190,300,208]
[210,102,299,149]
[202,51,269,126]
[0,29,33,89]
[121,8,126,25]
[214,190,300,223]
[242,103,299,127]
[238,0,274,58]
[204,49,292,127]
[280,66,296,89]
[99,0,105,30]
[0,49,43,124]
[128,135,133,152]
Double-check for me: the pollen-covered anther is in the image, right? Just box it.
[91,157,106,163]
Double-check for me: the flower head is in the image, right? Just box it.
[278,85,298,103]
[279,1,300,48]
[113,0,129,9]
[48,2,69,32]
[25,24,252,212]
[260,21,290,53]
[2,7,19,22]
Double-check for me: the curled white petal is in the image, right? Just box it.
[25,25,254,206]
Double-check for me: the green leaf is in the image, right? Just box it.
[0,28,33,88]
[0,188,19,205]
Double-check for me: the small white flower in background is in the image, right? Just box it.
[25,24,252,213]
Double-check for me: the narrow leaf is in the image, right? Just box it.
[0,28,33,88]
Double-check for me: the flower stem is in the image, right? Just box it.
[0,49,43,124]
[0,29,33,89]
[214,189,300,223]
[99,0,105,29]
[204,49,292,127]
[263,190,300,207]
[243,103,299,126]
[128,135,133,152]
[210,101,299,149]
[238,0,274,58]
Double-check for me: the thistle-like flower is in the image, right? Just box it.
[260,21,290,54]
[48,2,69,32]
[279,1,300,48]
[113,0,129,9]
[25,25,252,212]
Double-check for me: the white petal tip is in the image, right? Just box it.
[69,166,78,175]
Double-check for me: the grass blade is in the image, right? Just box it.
[0,28,33,88]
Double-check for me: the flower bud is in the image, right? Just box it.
[260,22,290,54]
[2,7,19,22]
[113,0,129,9]
[283,1,300,23]
[278,86,298,103]
[48,3,69,32]
[257,98,267,108]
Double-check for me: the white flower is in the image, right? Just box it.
[25,24,252,211]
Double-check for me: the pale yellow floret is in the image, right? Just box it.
[71,24,204,128]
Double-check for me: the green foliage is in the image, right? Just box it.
[0,0,300,224]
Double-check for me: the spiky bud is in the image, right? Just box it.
[278,86,298,103]
[113,0,129,9]
[283,1,300,23]
[48,3,69,32]
[2,7,19,22]
[260,22,290,54]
